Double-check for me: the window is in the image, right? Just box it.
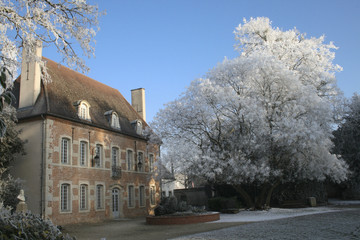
[131,119,143,135]
[112,147,119,167]
[127,150,133,171]
[80,141,87,166]
[149,154,154,172]
[61,138,70,164]
[95,144,103,168]
[137,152,144,172]
[139,186,145,207]
[111,112,120,129]
[128,185,134,207]
[105,110,121,130]
[79,184,88,210]
[96,184,104,209]
[150,186,155,206]
[61,184,71,212]
[78,101,91,120]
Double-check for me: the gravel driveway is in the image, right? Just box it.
[172,208,360,240]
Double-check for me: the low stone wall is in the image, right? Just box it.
[146,212,220,225]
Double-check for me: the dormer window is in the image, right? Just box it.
[111,112,120,129]
[104,110,121,130]
[131,119,143,135]
[74,100,91,121]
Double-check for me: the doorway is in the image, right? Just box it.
[112,188,121,218]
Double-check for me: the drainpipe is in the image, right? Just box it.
[159,145,162,201]
[40,114,46,218]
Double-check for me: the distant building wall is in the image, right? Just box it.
[11,119,43,215]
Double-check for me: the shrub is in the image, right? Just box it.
[0,175,23,210]
[154,196,178,216]
[177,201,189,212]
[164,196,178,214]
[0,208,74,239]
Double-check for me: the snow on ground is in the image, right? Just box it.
[328,198,360,205]
[214,207,339,223]
[210,199,360,223]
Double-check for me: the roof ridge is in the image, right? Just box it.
[42,56,148,125]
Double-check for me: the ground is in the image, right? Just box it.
[62,200,360,240]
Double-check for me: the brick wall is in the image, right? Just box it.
[44,116,160,225]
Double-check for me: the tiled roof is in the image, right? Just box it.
[13,57,146,138]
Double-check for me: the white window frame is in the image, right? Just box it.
[112,147,119,167]
[111,112,120,129]
[78,101,91,120]
[79,141,88,167]
[128,185,135,208]
[95,144,103,168]
[149,153,154,172]
[139,185,145,207]
[136,120,143,135]
[150,186,156,206]
[60,183,71,212]
[96,184,105,210]
[137,151,144,172]
[61,138,70,164]
[127,149,134,171]
[79,184,88,211]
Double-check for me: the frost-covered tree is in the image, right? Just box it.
[332,94,360,199]
[0,0,102,136]
[152,17,348,209]
[0,0,101,75]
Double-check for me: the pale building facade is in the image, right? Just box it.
[11,46,160,225]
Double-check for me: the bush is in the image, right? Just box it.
[0,208,74,239]
[154,196,178,216]
[0,175,23,210]
[177,201,189,212]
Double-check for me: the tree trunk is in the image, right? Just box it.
[265,182,280,207]
[255,184,269,209]
[233,184,254,209]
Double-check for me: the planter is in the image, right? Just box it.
[146,212,220,225]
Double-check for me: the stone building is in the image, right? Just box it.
[11,45,160,225]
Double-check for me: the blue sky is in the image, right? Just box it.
[45,0,360,123]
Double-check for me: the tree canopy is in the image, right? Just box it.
[333,94,360,194]
[152,17,348,208]
[0,0,102,136]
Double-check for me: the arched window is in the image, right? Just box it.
[79,184,88,210]
[149,154,154,172]
[137,152,144,172]
[127,150,134,171]
[74,100,91,121]
[105,110,121,130]
[79,141,88,166]
[128,185,134,208]
[136,120,143,135]
[96,184,104,210]
[139,186,145,207]
[111,112,120,129]
[61,138,70,164]
[150,186,156,206]
[61,183,71,212]
[95,144,103,168]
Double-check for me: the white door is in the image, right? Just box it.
[112,188,120,218]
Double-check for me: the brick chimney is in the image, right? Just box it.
[131,88,146,121]
[19,41,42,108]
